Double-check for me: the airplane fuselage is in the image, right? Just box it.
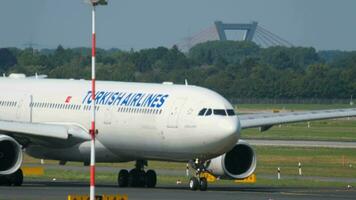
[0,77,240,163]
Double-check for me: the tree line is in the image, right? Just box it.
[0,41,356,100]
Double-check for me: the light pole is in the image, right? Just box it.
[85,1,107,200]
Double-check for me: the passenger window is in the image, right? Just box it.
[205,109,212,116]
[226,109,236,116]
[198,108,207,116]
[214,109,227,116]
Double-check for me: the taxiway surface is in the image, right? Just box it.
[0,180,355,200]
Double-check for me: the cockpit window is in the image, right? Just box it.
[199,108,234,116]
[205,108,212,116]
[213,109,227,116]
[226,109,236,116]
[198,108,207,116]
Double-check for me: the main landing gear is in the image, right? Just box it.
[0,169,23,186]
[188,159,208,191]
[117,160,157,188]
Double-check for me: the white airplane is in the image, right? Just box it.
[0,73,356,191]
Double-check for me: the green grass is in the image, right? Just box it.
[255,146,356,178]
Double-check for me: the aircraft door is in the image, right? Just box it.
[182,100,203,128]
[103,106,112,125]
[167,98,186,128]
[16,95,32,122]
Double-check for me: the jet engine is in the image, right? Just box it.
[207,140,256,179]
[0,135,23,175]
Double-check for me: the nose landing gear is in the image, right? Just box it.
[117,160,157,188]
[188,159,209,191]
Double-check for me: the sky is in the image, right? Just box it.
[0,0,355,51]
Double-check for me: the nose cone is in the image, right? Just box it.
[214,116,240,153]
[223,118,239,135]
[219,117,240,140]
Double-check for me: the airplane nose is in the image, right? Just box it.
[219,117,240,142]
[224,120,239,135]
[199,116,241,157]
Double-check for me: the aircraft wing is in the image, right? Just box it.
[239,108,356,131]
[0,120,90,147]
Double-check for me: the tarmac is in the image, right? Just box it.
[0,180,355,200]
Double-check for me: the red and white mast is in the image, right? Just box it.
[87,1,107,200]
[89,4,96,200]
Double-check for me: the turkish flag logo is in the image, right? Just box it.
[65,96,72,103]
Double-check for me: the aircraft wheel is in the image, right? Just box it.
[128,169,140,187]
[8,169,23,186]
[189,177,199,191]
[146,170,157,188]
[137,170,146,187]
[118,169,129,187]
[199,177,208,191]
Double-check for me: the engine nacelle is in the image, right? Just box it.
[207,140,256,179]
[0,135,23,175]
